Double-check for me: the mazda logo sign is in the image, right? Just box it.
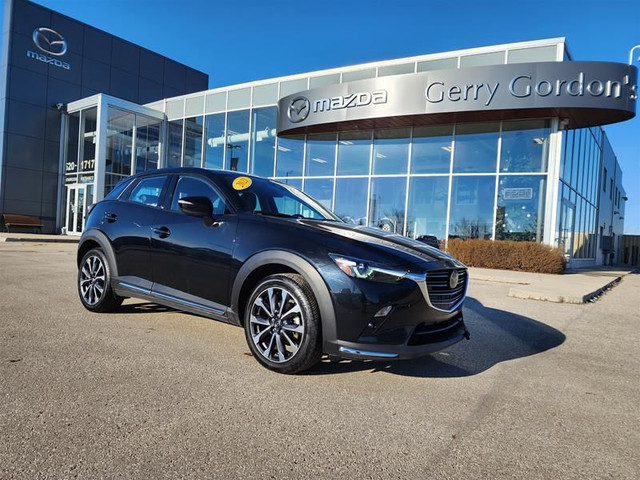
[287,96,310,123]
[32,27,67,56]
[449,270,459,289]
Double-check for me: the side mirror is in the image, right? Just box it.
[178,196,213,218]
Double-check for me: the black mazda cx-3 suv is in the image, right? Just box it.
[77,168,469,373]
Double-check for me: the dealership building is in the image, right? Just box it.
[0,0,637,267]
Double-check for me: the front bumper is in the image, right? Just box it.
[328,312,469,360]
[319,263,470,360]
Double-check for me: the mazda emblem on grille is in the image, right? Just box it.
[449,270,459,289]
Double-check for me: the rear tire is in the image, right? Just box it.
[78,248,124,313]
[244,273,322,374]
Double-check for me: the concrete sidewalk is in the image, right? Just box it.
[469,266,634,304]
[0,232,79,243]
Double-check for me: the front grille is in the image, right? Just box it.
[425,268,467,311]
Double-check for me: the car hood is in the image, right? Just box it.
[298,220,465,270]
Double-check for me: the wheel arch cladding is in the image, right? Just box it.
[232,250,337,347]
[77,230,119,277]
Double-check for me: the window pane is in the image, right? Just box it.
[167,120,183,168]
[276,135,304,177]
[228,88,251,110]
[342,69,375,82]
[185,96,204,117]
[369,177,406,234]
[252,83,278,107]
[135,115,160,173]
[226,110,249,172]
[453,122,499,173]
[204,113,225,170]
[129,176,166,207]
[417,57,457,72]
[303,178,334,210]
[277,177,302,190]
[407,176,449,242]
[306,133,336,176]
[183,116,203,167]
[337,130,371,175]
[334,177,368,225]
[309,74,340,89]
[459,51,504,67]
[495,175,546,242]
[507,45,558,64]
[250,107,277,177]
[449,176,496,239]
[499,120,550,173]
[65,111,79,175]
[170,176,225,215]
[411,125,453,174]
[378,63,414,77]
[106,108,134,187]
[205,92,226,114]
[280,78,308,97]
[79,107,97,173]
[373,128,410,175]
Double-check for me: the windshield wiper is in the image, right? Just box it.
[254,211,297,219]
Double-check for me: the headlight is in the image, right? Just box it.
[329,254,408,283]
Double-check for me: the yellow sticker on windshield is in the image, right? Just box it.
[232,176,252,190]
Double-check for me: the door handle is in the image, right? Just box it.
[152,226,171,239]
[104,212,117,223]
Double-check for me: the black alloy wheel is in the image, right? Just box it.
[244,273,322,374]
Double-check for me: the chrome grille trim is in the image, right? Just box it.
[406,268,468,313]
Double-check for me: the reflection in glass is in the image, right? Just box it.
[306,133,336,177]
[303,178,334,210]
[183,116,203,167]
[226,110,250,172]
[373,128,410,175]
[251,107,277,177]
[167,120,183,168]
[453,122,499,173]
[334,178,368,225]
[79,108,97,173]
[495,175,546,242]
[106,108,135,192]
[407,177,449,241]
[411,125,453,174]
[500,120,550,173]
[449,176,496,239]
[204,113,225,170]
[65,112,80,176]
[276,177,302,190]
[276,136,304,177]
[337,130,371,175]
[369,177,406,234]
[135,116,160,173]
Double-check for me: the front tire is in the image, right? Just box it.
[244,273,322,374]
[78,248,123,312]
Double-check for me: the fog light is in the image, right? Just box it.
[374,305,393,317]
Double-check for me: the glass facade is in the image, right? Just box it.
[59,38,623,266]
[556,127,603,259]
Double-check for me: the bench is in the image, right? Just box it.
[2,213,43,233]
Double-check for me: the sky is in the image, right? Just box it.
[11,0,640,232]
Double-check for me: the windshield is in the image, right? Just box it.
[219,174,342,221]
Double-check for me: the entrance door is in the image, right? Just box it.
[65,184,87,235]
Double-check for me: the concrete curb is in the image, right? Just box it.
[508,276,623,304]
[1,237,79,244]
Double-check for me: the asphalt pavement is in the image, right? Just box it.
[0,242,638,479]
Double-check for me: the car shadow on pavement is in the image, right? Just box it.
[307,296,566,378]
[117,302,174,314]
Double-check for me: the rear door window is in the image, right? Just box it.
[128,176,167,207]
